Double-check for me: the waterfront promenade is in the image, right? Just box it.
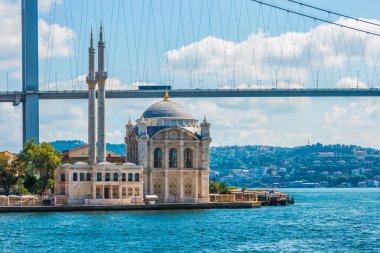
[0,202,260,213]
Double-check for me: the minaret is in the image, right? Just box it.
[97,23,108,163]
[86,30,97,165]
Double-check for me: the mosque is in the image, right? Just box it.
[55,27,211,205]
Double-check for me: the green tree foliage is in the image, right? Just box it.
[0,154,23,195]
[209,178,231,194]
[349,175,367,186]
[15,178,28,195]
[18,141,61,195]
[209,178,219,193]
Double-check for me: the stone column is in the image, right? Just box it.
[194,171,199,202]
[149,171,153,194]
[179,170,184,201]
[149,143,154,169]
[194,144,199,169]
[92,182,96,199]
[164,170,169,202]
[178,139,184,169]
[138,136,148,168]
[164,145,169,169]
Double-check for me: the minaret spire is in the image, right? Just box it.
[86,29,97,165]
[97,22,107,163]
[99,22,103,42]
[90,28,93,47]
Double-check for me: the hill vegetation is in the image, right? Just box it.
[49,140,380,187]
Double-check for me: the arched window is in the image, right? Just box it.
[184,148,193,168]
[169,148,177,168]
[86,172,92,181]
[128,173,133,182]
[80,173,84,181]
[135,173,140,182]
[154,148,162,168]
[122,173,126,182]
[97,173,102,181]
[105,173,110,182]
[73,172,78,181]
[113,172,119,181]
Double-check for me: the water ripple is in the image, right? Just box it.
[0,188,379,252]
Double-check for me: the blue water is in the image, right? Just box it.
[0,188,379,253]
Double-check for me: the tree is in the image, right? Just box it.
[14,178,28,195]
[219,182,230,194]
[0,154,23,195]
[349,175,367,186]
[209,178,219,193]
[18,141,61,195]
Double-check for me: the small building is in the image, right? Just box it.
[55,162,144,205]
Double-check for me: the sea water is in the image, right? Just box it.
[0,188,379,252]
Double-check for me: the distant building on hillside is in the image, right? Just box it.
[318,152,334,157]
[61,146,124,163]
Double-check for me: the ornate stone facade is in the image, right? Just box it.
[55,162,144,205]
[125,91,211,203]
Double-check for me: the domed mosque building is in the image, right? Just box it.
[125,90,211,203]
[55,28,210,205]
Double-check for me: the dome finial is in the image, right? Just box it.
[163,87,169,101]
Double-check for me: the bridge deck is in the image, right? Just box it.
[1,89,380,103]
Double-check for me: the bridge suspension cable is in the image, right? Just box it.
[285,0,380,28]
[249,0,380,37]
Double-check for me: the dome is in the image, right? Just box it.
[123,162,136,166]
[143,100,194,119]
[74,161,88,166]
[97,162,113,165]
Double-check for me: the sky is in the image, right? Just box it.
[2,0,380,152]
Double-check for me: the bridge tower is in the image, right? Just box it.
[21,0,39,144]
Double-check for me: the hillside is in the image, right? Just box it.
[50,140,125,156]
[49,140,380,187]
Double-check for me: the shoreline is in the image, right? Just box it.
[0,202,261,213]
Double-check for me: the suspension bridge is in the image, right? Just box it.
[2,0,380,145]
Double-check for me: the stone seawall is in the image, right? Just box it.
[0,202,261,213]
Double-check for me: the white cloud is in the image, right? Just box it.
[0,103,22,152]
[38,19,75,59]
[324,99,380,147]
[40,100,87,141]
[165,18,380,89]
[336,76,369,89]
[38,0,63,14]
[0,0,74,72]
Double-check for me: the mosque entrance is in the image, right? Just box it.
[104,188,110,199]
